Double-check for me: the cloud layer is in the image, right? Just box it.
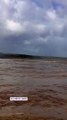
[0,0,67,57]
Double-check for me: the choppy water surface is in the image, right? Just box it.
[0,58,67,120]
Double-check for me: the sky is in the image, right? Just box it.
[0,0,67,57]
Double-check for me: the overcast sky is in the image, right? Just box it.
[0,0,67,57]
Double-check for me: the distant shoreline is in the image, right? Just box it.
[0,53,67,60]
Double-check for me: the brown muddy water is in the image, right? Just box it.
[0,58,67,120]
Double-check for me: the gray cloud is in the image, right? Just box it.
[0,0,67,57]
